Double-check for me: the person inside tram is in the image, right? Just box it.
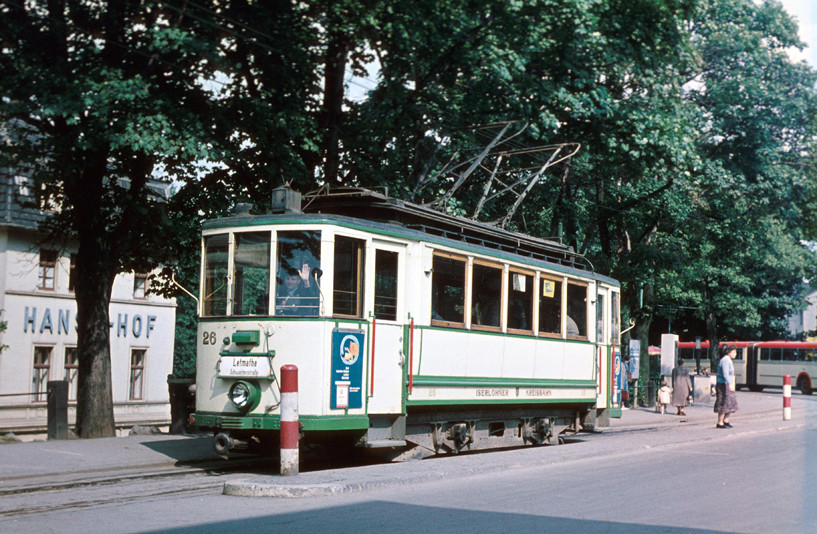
[276,263,319,316]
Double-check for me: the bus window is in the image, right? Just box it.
[232,231,271,316]
[203,234,229,316]
[566,281,588,338]
[507,270,533,333]
[431,254,466,325]
[539,276,562,336]
[333,236,366,317]
[471,262,502,330]
[803,349,817,362]
[783,348,797,361]
[275,230,321,316]
[374,250,398,321]
[760,348,770,361]
[770,348,782,361]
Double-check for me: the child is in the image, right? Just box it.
[656,379,672,414]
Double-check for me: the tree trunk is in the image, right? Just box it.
[322,30,347,184]
[705,285,719,372]
[633,283,655,407]
[74,231,117,438]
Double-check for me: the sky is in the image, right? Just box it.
[780,0,817,68]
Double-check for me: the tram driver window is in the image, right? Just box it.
[566,281,588,338]
[275,231,321,316]
[507,270,533,333]
[539,276,562,336]
[232,231,271,316]
[333,236,365,317]
[203,234,229,316]
[471,263,502,329]
[431,254,466,325]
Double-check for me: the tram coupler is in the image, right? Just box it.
[213,432,248,457]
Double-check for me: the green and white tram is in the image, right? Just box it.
[192,187,621,458]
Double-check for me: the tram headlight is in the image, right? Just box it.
[228,380,260,412]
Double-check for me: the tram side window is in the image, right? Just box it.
[471,263,502,329]
[539,276,562,336]
[610,292,620,344]
[596,294,605,342]
[507,271,533,333]
[232,231,271,316]
[566,281,588,338]
[275,231,321,316]
[333,236,366,317]
[203,234,229,316]
[431,254,466,325]
[374,250,398,321]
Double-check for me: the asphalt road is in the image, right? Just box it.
[2,391,815,533]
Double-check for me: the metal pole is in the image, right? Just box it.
[47,380,68,440]
[280,365,299,476]
[783,374,791,421]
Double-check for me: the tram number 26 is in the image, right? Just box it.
[202,331,217,345]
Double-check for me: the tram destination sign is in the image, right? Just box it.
[217,355,274,379]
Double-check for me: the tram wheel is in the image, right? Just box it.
[797,377,812,396]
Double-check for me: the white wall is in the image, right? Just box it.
[0,228,176,432]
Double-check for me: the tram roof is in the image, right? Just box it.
[203,187,619,285]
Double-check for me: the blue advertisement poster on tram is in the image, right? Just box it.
[330,329,365,410]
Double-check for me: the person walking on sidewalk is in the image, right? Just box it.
[714,344,739,428]
[672,358,693,415]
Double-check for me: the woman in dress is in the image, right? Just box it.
[714,345,739,428]
[671,358,693,416]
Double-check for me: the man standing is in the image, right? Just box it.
[671,358,693,416]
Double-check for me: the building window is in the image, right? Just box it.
[32,346,52,402]
[39,249,57,290]
[68,254,77,292]
[64,347,78,401]
[133,273,149,299]
[130,349,146,400]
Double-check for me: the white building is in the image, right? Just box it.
[788,289,817,340]
[0,176,176,435]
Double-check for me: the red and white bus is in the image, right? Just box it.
[679,340,817,394]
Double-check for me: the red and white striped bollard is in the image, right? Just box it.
[783,374,791,421]
[280,365,299,476]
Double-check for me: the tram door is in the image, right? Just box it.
[367,242,406,414]
[595,288,614,410]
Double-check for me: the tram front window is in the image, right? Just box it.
[203,234,229,316]
[275,231,321,316]
[232,231,271,316]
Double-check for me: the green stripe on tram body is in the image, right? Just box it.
[193,412,370,432]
